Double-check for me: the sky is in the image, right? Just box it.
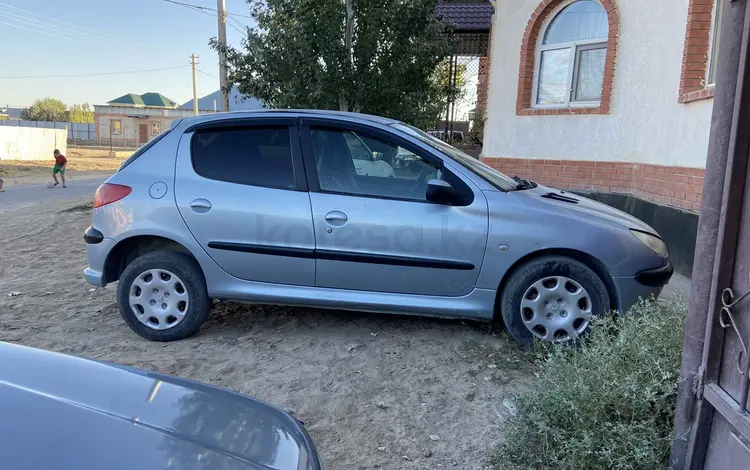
[0,0,254,108]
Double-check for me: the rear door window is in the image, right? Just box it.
[191,126,296,190]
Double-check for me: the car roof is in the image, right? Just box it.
[177,109,401,128]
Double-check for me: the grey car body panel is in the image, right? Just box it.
[86,110,668,323]
[474,188,666,310]
[612,276,666,310]
[84,237,116,286]
[174,131,317,286]
[0,342,321,470]
[476,187,664,281]
[308,173,488,296]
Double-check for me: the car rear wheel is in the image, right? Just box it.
[117,251,210,341]
[500,256,610,345]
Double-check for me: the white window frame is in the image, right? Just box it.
[151,121,161,136]
[707,0,724,87]
[531,0,608,109]
[111,119,122,135]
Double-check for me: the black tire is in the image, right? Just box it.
[117,250,210,341]
[499,255,610,346]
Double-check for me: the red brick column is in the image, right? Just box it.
[678,0,717,103]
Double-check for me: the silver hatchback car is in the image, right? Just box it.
[84,110,673,344]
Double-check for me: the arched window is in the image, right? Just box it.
[534,0,609,107]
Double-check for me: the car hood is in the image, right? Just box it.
[515,185,659,235]
[0,342,320,470]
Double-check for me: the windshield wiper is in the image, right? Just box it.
[512,175,538,190]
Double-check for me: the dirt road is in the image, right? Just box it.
[0,175,106,214]
[0,196,536,470]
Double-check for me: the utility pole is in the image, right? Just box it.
[190,54,199,116]
[217,0,230,112]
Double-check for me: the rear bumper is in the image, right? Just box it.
[83,235,116,287]
[84,268,105,287]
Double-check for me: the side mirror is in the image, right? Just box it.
[426,179,459,205]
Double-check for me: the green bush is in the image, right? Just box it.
[489,298,687,470]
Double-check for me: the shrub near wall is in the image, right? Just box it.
[489,299,687,470]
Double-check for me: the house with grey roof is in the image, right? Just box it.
[0,106,24,120]
[179,86,262,112]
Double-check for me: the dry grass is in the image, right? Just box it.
[0,147,131,178]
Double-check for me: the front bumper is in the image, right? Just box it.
[614,261,674,313]
[635,261,674,288]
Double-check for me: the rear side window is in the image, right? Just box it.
[191,127,295,189]
[118,127,172,171]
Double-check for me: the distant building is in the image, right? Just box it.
[0,107,24,120]
[108,92,179,109]
[180,86,263,112]
[94,92,199,146]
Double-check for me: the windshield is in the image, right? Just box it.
[392,123,518,191]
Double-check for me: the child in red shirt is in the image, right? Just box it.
[52,149,67,188]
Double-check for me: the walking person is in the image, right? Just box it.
[52,149,67,188]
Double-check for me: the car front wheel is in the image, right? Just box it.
[500,255,610,345]
[117,251,210,341]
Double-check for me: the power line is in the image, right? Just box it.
[159,0,249,35]
[160,0,253,19]
[0,1,132,44]
[0,19,56,38]
[227,15,247,33]
[0,65,190,79]
[0,2,147,52]
[227,12,253,21]
[226,21,244,34]
[0,11,131,52]
[161,0,214,18]
[197,67,219,80]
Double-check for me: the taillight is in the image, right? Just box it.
[94,183,132,208]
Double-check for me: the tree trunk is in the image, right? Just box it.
[340,0,354,112]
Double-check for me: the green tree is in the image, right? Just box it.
[69,102,94,123]
[20,97,67,122]
[434,59,467,119]
[213,0,454,128]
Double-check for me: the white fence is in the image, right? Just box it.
[0,119,95,142]
[0,127,67,160]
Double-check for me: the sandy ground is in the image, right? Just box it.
[0,196,537,470]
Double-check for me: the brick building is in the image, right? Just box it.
[481,0,719,213]
[94,93,200,147]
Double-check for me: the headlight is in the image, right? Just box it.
[630,230,668,258]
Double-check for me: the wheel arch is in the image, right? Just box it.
[103,235,199,284]
[493,248,619,324]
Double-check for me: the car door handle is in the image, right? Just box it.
[190,198,212,213]
[325,211,348,227]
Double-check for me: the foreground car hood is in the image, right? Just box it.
[519,185,658,235]
[0,342,320,470]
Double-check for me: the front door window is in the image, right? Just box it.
[310,127,440,201]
